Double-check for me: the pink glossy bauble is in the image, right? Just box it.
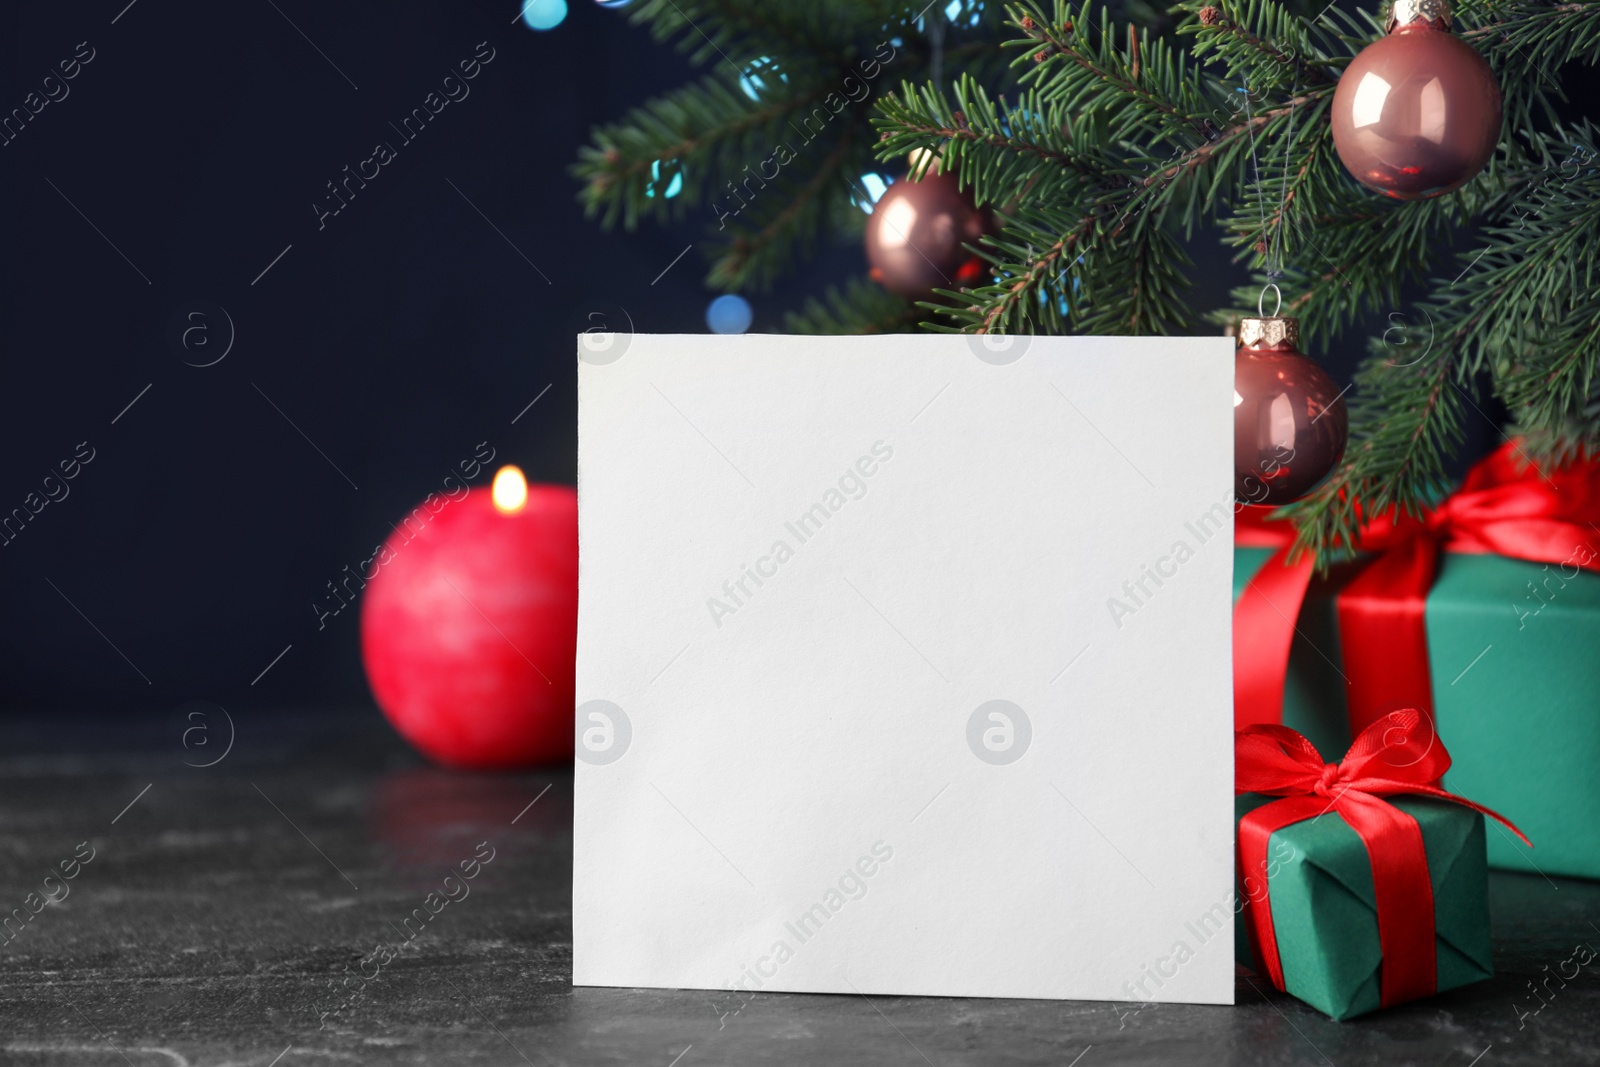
[361,484,577,768]
[1331,24,1501,200]
[865,169,996,299]
[1235,325,1348,505]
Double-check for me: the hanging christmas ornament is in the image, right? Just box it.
[1234,298,1348,505]
[1331,0,1501,200]
[865,158,995,299]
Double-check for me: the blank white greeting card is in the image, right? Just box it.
[574,333,1236,1005]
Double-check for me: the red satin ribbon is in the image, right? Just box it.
[1236,713,1530,1008]
[1235,442,1600,732]
[1235,507,1316,729]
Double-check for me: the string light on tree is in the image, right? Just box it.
[1331,0,1501,200]
[647,158,683,199]
[856,173,891,213]
[739,56,787,100]
[520,0,568,31]
[706,294,753,334]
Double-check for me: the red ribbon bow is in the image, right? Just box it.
[1235,441,1600,731]
[1237,712,1529,1008]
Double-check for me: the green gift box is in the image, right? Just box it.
[1234,545,1600,881]
[1235,793,1493,1020]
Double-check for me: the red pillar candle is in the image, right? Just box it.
[361,466,577,768]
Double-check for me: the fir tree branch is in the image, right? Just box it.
[945,84,1329,334]
[578,81,834,203]
[1287,125,1600,559]
[971,215,1097,334]
[1021,13,1196,128]
[1145,88,1326,186]
[1189,5,1336,86]
[709,130,862,289]
[625,0,875,68]
[1459,1,1595,41]
[884,115,1104,175]
[785,275,931,333]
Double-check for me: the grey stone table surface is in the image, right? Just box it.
[2,709,1597,1067]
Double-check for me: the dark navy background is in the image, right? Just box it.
[2,1,744,713]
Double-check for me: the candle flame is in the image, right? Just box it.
[492,465,528,515]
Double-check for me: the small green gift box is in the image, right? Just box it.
[1234,545,1600,881]
[1235,793,1493,1020]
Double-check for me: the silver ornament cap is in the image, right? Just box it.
[1236,315,1301,351]
[1388,0,1452,31]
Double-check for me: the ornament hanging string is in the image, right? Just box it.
[1259,283,1282,318]
[1275,75,1300,280]
[1241,84,1273,276]
[1239,73,1301,306]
